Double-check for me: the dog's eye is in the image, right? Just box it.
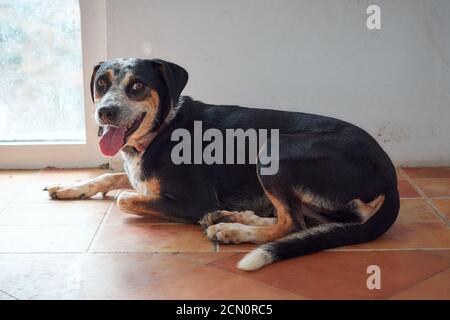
[131,81,144,92]
[97,79,107,87]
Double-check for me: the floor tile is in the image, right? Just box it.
[179,252,236,264]
[37,168,110,184]
[390,268,450,299]
[211,251,450,299]
[0,170,41,183]
[91,224,214,253]
[347,222,450,250]
[104,202,175,225]
[0,183,22,203]
[0,226,98,253]
[412,179,450,197]
[398,180,420,198]
[12,183,115,203]
[431,199,450,220]
[403,167,450,179]
[426,250,450,259]
[1,167,450,300]
[0,170,40,203]
[114,265,303,300]
[10,168,114,203]
[396,199,441,224]
[0,201,111,226]
[0,253,204,299]
[396,168,408,181]
[218,243,259,252]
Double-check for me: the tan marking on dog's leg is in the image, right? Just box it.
[45,173,132,200]
[206,192,294,244]
[200,210,276,228]
[145,177,161,195]
[256,192,295,240]
[351,194,385,223]
[116,191,168,220]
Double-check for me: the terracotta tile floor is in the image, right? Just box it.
[0,167,449,300]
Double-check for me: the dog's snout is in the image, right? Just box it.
[98,106,119,123]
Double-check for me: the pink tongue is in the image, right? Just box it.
[99,126,127,156]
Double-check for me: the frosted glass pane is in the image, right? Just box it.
[0,0,85,142]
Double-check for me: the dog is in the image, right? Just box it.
[45,58,399,271]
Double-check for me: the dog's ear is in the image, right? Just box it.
[151,59,188,108]
[90,62,104,103]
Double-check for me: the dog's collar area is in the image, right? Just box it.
[121,145,139,155]
[122,134,155,155]
[120,100,181,155]
[122,120,169,155]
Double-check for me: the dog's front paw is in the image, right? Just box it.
[206,223,251,244]
[43,183,96,200]
[199,210,236,229]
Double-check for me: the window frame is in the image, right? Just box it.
[0,0,108,169]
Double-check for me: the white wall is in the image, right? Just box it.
[105,0,450,166]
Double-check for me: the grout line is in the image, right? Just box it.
[402,169,450,227]
[85,197,116,253]
[102,255,252,299]
[387,266,450,299]
[0,289,19,300]
[400,197,424,200]
[205,262,308,299]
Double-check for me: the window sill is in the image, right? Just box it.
[0,140,87,146]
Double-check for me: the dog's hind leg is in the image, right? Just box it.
[44,172,132,200]
[205,140,305,245]
[205,166,303,244]
[205,189,299,244]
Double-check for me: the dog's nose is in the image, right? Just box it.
[98,106,119,123]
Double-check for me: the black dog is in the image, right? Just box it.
[45,58,399,271]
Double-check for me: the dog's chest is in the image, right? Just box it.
[121,152,148,194]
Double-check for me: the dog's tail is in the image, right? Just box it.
[237,187,400,271]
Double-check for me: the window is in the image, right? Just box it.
[0,0,85,143]
[0,0,107,168]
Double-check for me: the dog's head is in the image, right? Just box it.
[90,58,188,156]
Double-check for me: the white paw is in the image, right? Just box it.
[44,182,96,200]
[206,223,251,244]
